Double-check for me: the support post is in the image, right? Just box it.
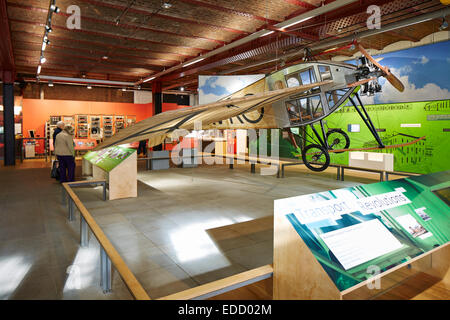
[100,247,112,293]
[2,82,15,166]
[152,81,163,151]
[80,216,88,247]
[341,167,345,181]
[251,163,256,174]
[336,166,340,180]
[68,198,74,221]
[349,94,384,148]
[102,182,107,201]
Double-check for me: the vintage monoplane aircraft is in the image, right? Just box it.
[95,43,422,172]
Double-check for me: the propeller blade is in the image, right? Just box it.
[357,43,405,92]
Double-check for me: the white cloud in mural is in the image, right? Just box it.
[413,55,429,65]
[359,67,450,105]
[198,75,264,105]
[377,68,450,103]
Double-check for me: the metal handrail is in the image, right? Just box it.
[61,180,151,300]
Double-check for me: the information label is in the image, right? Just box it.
[319,219,403,270]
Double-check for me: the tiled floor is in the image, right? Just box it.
[0,159,375,299]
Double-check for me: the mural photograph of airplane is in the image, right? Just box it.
[95,43,422,172]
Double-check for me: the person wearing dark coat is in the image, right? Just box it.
[53,121,65,148]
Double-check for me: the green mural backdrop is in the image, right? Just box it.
[320,99,450,174]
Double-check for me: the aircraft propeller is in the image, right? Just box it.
[357,43,405,92]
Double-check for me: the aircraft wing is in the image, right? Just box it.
[94,80,332,150]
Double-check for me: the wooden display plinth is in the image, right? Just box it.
[82,152,137,200]
[273,211,450,300]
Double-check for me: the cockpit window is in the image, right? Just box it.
[285,67,317,88]
[319,65,332,81]
[299,68,316,85]
[285,94,324,125]
[286,76,300,88]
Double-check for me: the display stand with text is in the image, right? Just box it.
[83,146,137,200]
[274,171,450,299]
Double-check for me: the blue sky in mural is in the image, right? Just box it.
[198,74,264,104]
[347,40,450,104]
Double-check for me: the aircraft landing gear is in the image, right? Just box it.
[301,144,330,172]
[326,129,350,153]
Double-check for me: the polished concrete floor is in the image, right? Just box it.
[0,159,377,299]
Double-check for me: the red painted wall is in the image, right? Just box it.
[22,99,187,138]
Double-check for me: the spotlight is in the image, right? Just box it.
[439,18,448,31]
[37,65,42,74]
[50,4,60,13]
[102,55,109,60]
[87,84,92,89]
[122,88,127,91]
[40,56,47,64]
[45,25,53,32]
[48,81,54,87]
[180,86,185,92]
[162,2,172,9]
[42,42,47,51]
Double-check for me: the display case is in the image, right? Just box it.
[114,115,125,133]
[103,116,113,138]
[76,115,89,138]
[90,115,102,139]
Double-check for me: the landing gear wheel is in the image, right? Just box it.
[302,144,330,172]
[326,129,350,153]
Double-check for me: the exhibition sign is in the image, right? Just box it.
[275,170,450,291]
[83,145,136,172]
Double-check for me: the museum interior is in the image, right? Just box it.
[0,0,449,303]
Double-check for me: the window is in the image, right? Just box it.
[286,76,300,88]
[326,88,350,109]
[319,65,332,81]
[285,94,323,124]
[285,67,317,88]
[285,100,301,123]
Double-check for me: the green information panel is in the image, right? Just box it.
[84,145,136,172]
[275,171,450,291]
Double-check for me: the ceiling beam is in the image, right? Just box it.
[77,0,249,35]
[9,18,207,53]
[11,30,193,59]
[137,0,358,85]
[8,3,226,46]
[283,0,317,10]
[177,0,280,24]
[385,30,420,42]
[0,0,15,82]
[13,39,178,65]
[15,56,150,75]
[14,50,165,72]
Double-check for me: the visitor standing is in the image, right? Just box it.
[55,125,76,183]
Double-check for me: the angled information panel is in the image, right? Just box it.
[84,145,136,172]
[274,171,450,292]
